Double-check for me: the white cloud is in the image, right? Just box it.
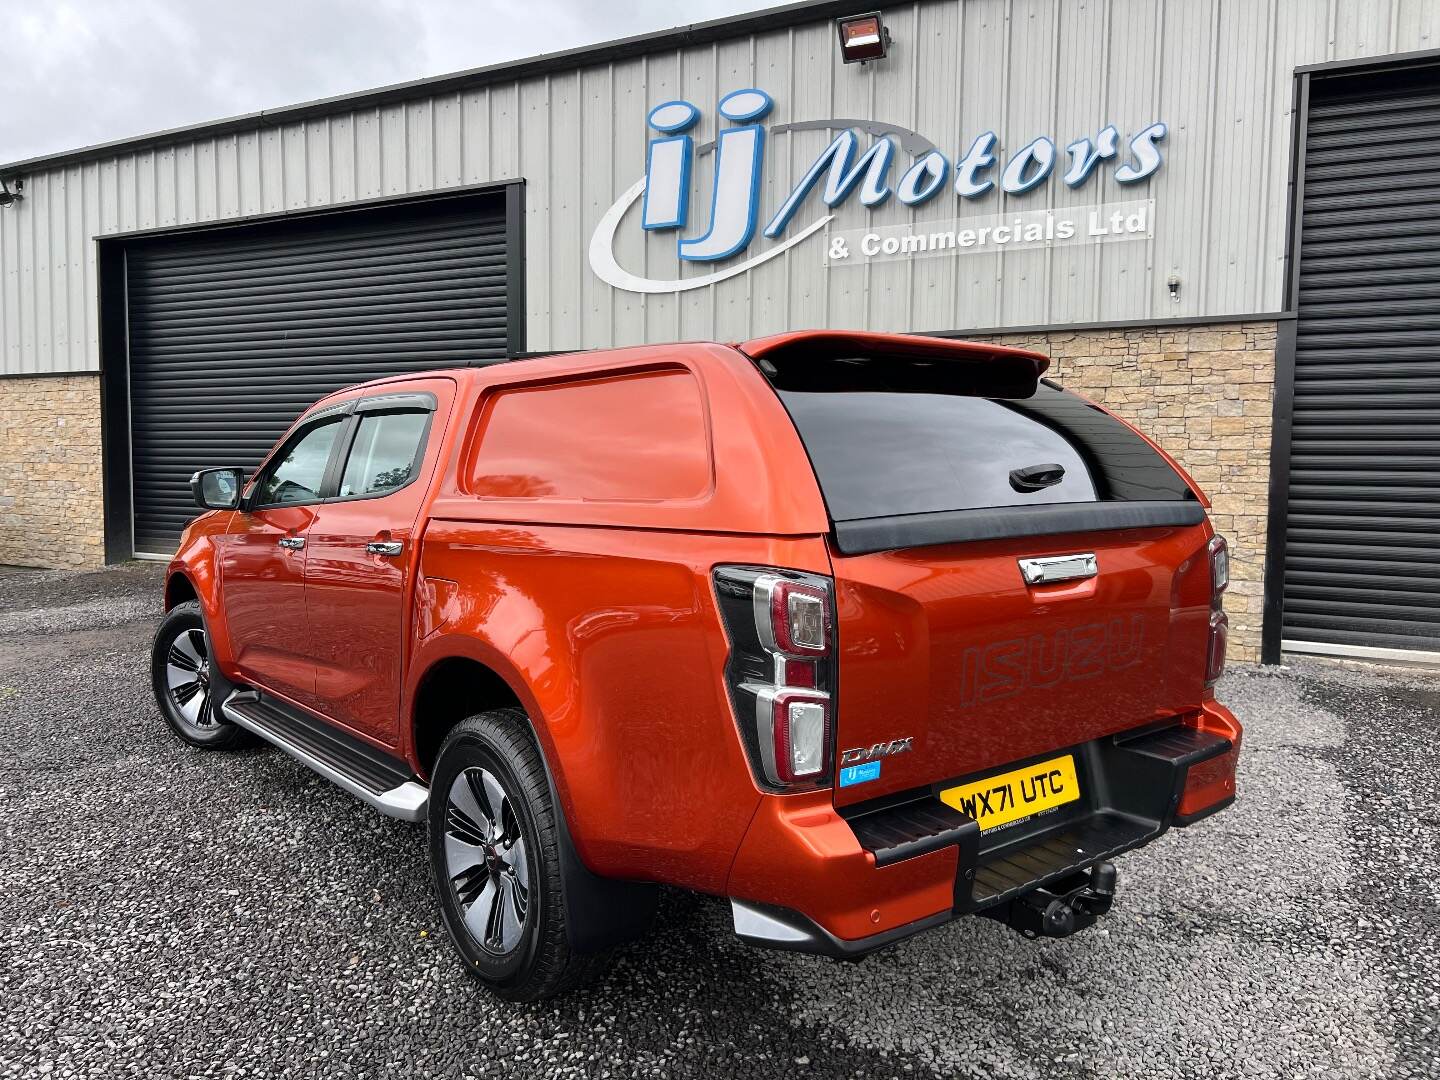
[0,0,775,163]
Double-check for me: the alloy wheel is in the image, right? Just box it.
[165,627,215,728]
[444,766,532,954]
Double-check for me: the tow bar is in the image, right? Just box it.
[983,862,1118,939]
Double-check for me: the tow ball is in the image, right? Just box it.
[985,862,1118,940]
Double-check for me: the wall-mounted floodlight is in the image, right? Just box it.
[0,177,22,207]
[836,12,891,64]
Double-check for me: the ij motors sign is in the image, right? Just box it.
[588,88,1167,295]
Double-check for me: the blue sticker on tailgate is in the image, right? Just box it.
[839,761,881,787]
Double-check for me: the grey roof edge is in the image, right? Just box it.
[1,0,865,178]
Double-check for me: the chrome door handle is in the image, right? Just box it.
[366,540,404,557]
[1018,552,1096,585]
[277,536,306,551]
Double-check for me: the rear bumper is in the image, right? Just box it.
[727,701,1241,956]
[731,899,953,960]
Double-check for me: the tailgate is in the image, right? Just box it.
[741,334,1217,809]
[828,524,1213,807]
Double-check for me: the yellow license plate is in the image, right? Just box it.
[940,754,1080,833]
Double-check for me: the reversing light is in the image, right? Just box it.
[836,12,890,64]
[770,692,830,781]
[1206,611,1229,686]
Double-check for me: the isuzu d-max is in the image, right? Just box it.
[154,330,1240,1000]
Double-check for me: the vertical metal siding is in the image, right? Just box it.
[125,195,509,551]
[1283,66,1440,651]
[3,0,1440,373]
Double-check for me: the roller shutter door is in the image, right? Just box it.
[1284,67,1440,654]
[125,194,509,555]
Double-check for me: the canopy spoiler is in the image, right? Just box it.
[738,331,1050,398]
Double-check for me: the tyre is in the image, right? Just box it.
[150,601,248,750]
[429,708,611,1001]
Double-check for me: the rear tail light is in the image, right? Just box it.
[1206,611,1229,685]
[1206,536,1229,687]
[714,567,836,790]
[1210,535,1229,596]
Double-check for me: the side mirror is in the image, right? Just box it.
[190,467,245,510]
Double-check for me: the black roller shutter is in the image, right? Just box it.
[125,193,510,554]
[1284,66,1440,652]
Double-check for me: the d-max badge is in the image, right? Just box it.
[839,737,914,766]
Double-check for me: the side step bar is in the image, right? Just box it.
[221,690,429,822]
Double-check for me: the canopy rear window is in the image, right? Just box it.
[761,355,1200,553]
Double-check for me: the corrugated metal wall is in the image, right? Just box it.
[2,0,1439,373]
[1282,65,1440,654]
[123,194,509,552]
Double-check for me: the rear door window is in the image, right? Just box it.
[766,356,1192,523]
[338,410,430,497]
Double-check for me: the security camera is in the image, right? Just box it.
[0,177,22,207]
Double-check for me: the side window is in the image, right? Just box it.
[338,410,430,498]
[254,418,345,507]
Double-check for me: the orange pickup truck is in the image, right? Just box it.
[154,331,1240,1000]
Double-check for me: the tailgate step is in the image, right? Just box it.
[222,690,428,822]
[968,811,1151,909]
[848,799,979,868]
[1115,724,1232,768]
[840,722,1228,911]
[957,724,1228,908]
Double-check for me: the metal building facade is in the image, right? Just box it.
[3,0,1440,665]
[4,0,1439,376]
[120,193,514,552]
[1276,62,1440,659]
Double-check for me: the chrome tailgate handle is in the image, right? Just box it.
[1018,553,1097,585]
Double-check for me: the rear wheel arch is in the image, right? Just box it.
[410,653,532,780]
[411,650,660,958]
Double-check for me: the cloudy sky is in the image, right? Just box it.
[1,0,774,164]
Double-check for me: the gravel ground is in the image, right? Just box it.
[0,562,1435,1079]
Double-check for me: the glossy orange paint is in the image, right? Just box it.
[726,789,959,940]
[162,332,1241,946]
[167,511,235,665]
[218,504,320,704]
[411,522,831,893]
[827,520,1217,808]
[397,343,836,892]
[466,368,712,502]
[305,378,457,748]
[1177,699,1243,819]
[427,343,830,537]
